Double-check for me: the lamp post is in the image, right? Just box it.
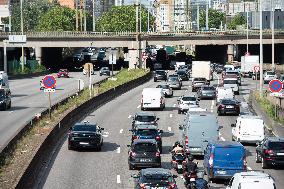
[20,0,24,72]
[246,10,249,54]
[92,0,95,31]
[271,0,275,70]
[259,0,264,96]
[206,1,209,30]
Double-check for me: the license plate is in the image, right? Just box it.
[177,164,183,169]
[79,142,89,145]
[277,153,284,155]
[190,178,196,181]
[190,148,200,151]
[226,105,234,108]
[140,159,151,162]
[217,170,226,174]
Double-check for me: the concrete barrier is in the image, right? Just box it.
[15,72,152,189]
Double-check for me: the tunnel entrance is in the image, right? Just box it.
[195,45,227,64]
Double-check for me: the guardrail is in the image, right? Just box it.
[15,71,152,189]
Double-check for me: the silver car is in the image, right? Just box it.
[156,84,173,97]
[167,76,181,90]
[177,96,199,114]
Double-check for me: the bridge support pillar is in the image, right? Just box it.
[35,47,42,65]
[227,44,234,64]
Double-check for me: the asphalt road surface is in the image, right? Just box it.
[0,71,111,150]
[40,72,284,189]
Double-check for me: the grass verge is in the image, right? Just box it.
[0,68,149,188]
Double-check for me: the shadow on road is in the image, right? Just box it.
[11,94,28,98]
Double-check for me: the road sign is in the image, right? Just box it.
[42,75,56,89]
[254,66,260,72]
[109,51,116,65]
[269,79,283,93]
[44,88,55,93]
[8,35,26,43]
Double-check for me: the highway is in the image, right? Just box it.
[39,72,284,189]
[0,71,111,150]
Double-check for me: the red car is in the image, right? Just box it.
[57,69,69,78]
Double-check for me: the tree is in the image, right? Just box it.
[2,0,52,32]
[96,5,155,32]
[228,14,246,30]
[200,8,226,30]
[36,6,76,31]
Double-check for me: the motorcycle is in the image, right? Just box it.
[171,153,187,174]
[184,171,197,189]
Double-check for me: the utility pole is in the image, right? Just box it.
[76,0,78,31]
[20,0,24,72]
[246,10,249,54]
[206,2,209,30]
[84,0,87,31]
[93,0,95,31]
[271,0,275,70]
[135,0,141,68]
[259,0,264,96]
[197,4,200,31]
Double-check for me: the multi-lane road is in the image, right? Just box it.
[0,71,110,150]
[37,72,284,189]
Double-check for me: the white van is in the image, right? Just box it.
[226,171,276,189]
[231,115,265,144]
[0,71,9,89]
[216,87,234,104]
[141,88,165,111]
[223,77,239,95]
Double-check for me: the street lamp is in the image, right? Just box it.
[246,9,249,54]
[259,0,264,96]
[92,0,95,31]
[271,0,275,70]
[20,0,24,72]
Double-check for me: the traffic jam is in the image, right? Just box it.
[60,60,284,189]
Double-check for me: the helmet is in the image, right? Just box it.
[174,141,180,146]
[188,155,194,162]
[197,171,204,179]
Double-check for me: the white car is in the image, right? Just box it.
[226,171,276,189]
[178,96,199,114]
[156,84,173,97]
[216,87,235,104]
[264,71,276,84]
[223,77,239,95]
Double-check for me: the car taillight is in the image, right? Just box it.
[185,136,189,146]
[169,183,177,189]
[132,135,138,140]
[156,152,160,157]
[141,95,143,104]
[130,151,136,157]
[219,104,225,109]
[209,154,214,168]
[243,156,247,170]
[264,149,274,155]
[160,97,163,104]
[139,183,146,189]
[155,136,161,140]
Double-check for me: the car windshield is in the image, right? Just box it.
[268,142,284,150]
[135,115,156,122]
[133,143,157,152]
[168,77,178,82]
[214,147,243,161]
[101,67,109,70]
[182,97,196,101]
[73,125,97,132]
[141,174,174,184]
[137,129,158,136]
[203,86,215,91]
[224,80,237,84]
[221,99,235,104]
[156,71,165,75]
[157,85,169,89]
[266,72,275,75]
[194,78,206,81]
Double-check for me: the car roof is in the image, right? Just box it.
[135,124,158,130]
[135,112,155,116]
[182,95,196,99]
[235,171,273,179]
[210,141,243,147]
[266,137,284,142]
[132,139,157,144]
[141,168,172,176]
[74,122,97,127]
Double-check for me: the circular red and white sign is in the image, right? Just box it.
[254,66,260,72]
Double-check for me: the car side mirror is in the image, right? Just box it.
[131,174,139,178]
[159,130,164,133]
[100,127,104,130]
[156,118,160,121]
[127,145,131,148]
[231,124,236,127]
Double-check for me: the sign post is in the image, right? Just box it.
[269,79,283,119]
[42,75,56,119]
[109,48,116,77]
[254,66,260,89]
[84,63,93,98]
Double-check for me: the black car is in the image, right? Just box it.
[256,137,284,169]
[132,168,178,189]
[68,122,104,150]
[0,88,11,110]
[128,139,161,170]
[131,112,159,130]
[154,70,167,82]
[197,85,216,99]
[217,98,240,116]
[176,69,189,81]
[99,67,110,76]
[130,124,163,152]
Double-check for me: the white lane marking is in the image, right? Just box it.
[210,109,213,113]
[168,127,172,132]
[221,137,226,141]
[116,147,121,153]
[247,167,252,170]
[137,105,141,109]
[173,104,176,107]
[128,115,132,119]
[102,132,109,138]
[211,100,214,106]
[119,129,123,134]
[170,114,173,118]
[117,175,121,183]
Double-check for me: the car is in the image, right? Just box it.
[141,88,166,110]
[217,98,240,116]
[73,52,84,63]
[255,137,284,169]
[226,171,276,189]
[99,67,110,76]
[130,124,163,152]
[57,69,69,78]
[67,121,104,150]
[222,77,239,95]
[167,76,182,90]
[176,69,189,81]
[224,71,241,85]
[81,47,94,56]
[0,88,11,110]
[131,112,159,129]
[132,168,178,189]
[264,71,276,84]
[197,85,216,100]
[128,139,161,170]
[154,70,167,82]
[191,77,208,92]
[216,87,234,104]
[177,95,199,114]
[156,84,173,97]
[204,141,247,181]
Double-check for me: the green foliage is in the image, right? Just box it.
[36,6,76,31]
[254,92,277,119]
[200,8,226,29]
[2,0,52,32]
[96,5,155,32]
[228,14,246,30]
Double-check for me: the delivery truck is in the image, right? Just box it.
[240,55,259,77]
[191,61,212,81]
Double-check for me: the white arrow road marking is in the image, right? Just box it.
[116,147,121,154]
[137,105,141,109]
[128,115,132,119]
[168,127,172,132]
[221,137,226,141]
[117,175,121,183]
[210,109,214,113]
[119,129,123,134]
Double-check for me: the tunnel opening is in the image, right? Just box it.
[195,45,227,64]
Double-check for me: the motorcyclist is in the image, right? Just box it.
[183,155,198,187]
[195,171,209,189]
